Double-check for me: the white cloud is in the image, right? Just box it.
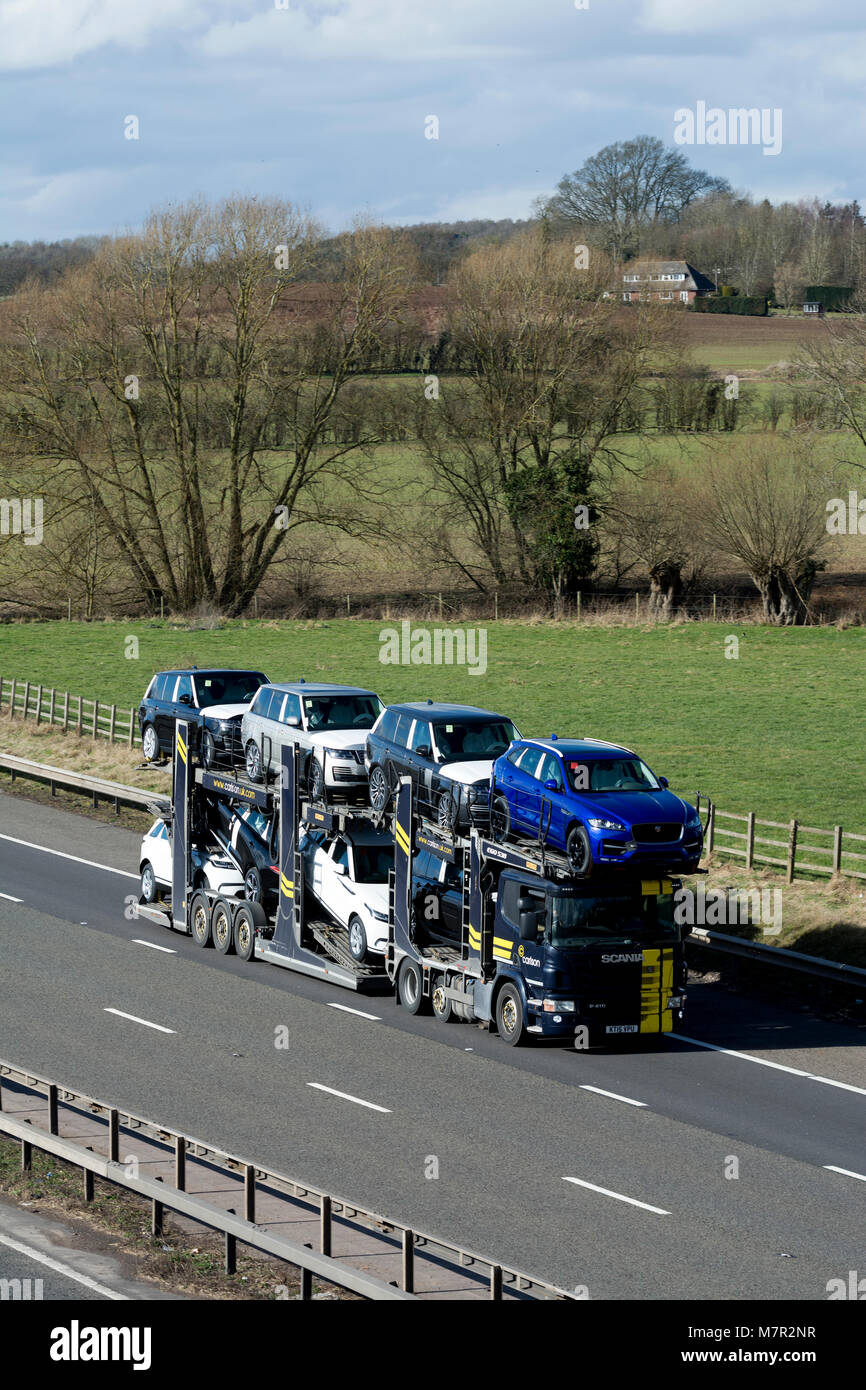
[0,0,212,69]
[639,0,851,36]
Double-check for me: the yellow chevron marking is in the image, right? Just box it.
[177,734,187,764]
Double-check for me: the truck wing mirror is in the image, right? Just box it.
[519,911,541,940]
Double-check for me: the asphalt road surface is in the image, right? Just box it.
[1,792,864,1299]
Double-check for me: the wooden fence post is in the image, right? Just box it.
[48,688,56,725]
[833,825,843,875]
[8,679,14,719]
[786,819,798,884]
[77,696,83,736]
[128,708,135,747]
[22,681,30,720]
[706,802,715,854]
[108,705,116,743]
[35,685,42,723]
[745,812,755,870]
[62,690,69,732]
[92,700,99,739]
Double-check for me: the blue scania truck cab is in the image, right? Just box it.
[390,777,690,1047]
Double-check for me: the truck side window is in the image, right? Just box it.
[498,879,521,928]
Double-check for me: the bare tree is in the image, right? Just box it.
[773,259,807,314]
[0,199,417,615]
[605,466,707,618]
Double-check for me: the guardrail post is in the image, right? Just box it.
[706,802,715,854]
[833,825,843,874]
[48,1084,58,1135]
[244,1164,256,1222]
[175,1136,186,1191]
[152,1199,163,1237]
[490,1264,503,1299]
[786,819,798,884]
[320,1194,332,1256]
[745,812,755,870]
[84,1169,94,1202]
[21,1138,32,1171]
[300,1267,313,1300]
[109,1108,119,1161]
[224,1232,236,1275]
[402,1228,414,1293]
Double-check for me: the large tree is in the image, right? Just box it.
[544,136,729,262]
[0,198,417,615]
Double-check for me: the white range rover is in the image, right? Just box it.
[241,681,384,799]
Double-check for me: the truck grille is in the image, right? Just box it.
[633,823,681,844]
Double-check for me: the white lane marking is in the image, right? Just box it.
[104,1008,176,1034]
[670,1033,866,1097]
[0,834,138,880]
[307,1082,390,1113]
[580,1085,647,1108]
[562,1176,670,1216]
[326,1002,381,1021]
[825,1165,866,1183]
[0,891,23,902]
[0,1233,129,1300]
[133,939,177,955]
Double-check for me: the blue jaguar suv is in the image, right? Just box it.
[490,736,703,876]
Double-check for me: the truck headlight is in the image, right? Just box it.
[588,817,625,831]
[543,998,575,1012]
[667,995,685,1009]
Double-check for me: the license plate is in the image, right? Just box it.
[606,1024,638,1034]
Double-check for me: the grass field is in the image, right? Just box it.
[1,619,864,832]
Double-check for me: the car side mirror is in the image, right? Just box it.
[333,862,347,876]
[178,693,193,706]
[416,745,431,759]
[543,778,558,791]
[659,776,669,788]
[286,716,300,727]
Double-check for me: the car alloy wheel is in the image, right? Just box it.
[369,765,388,813]
[245,741,262,782]
[142,724,159,762]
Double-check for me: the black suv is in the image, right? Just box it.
[206,797,280,910]
[411,848,463,946]
[365,701,520,830]
[139,668,268,765]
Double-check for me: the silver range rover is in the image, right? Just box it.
[241,681,384,800]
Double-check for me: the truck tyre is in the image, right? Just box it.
[431,974,455,1023]
[141,723,159,762]
[369,764,389,814]
[398,959,429,1015]
[566,825,592,877]
[140,862,158,904]
[245,740,262,783]
[243,865,263,905]
[490,795,511,843]
[496,983,526,1047]
[347,915,368,963]
[212,897,235,954]
[234,902,263,962]
[190,890,212,947]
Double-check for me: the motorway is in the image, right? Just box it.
[0,791,864,1300]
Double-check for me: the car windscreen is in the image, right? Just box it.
[432,720,518,760]
[303,695,383,730]
[565,757,660,794]
[195,672,266,706]
[352,844,394,884]
[550,892,677,947]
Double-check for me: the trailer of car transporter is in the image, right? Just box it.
[135,719,391,992]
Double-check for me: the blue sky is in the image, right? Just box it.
[1,0,864,241]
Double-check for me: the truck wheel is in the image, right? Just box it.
[490,795,511,843]
[309,758,325,803]
[496,983,526,1046]
[244,866,262,905]
[140,862,158,904]
[431,975,455,1023]
[347,915,368,963]
[233,902,261,962]
[369,765,389,813]
[190,891,212,947]
[398,959,429,1015]
[142,723,159,762]
[245,740,262,783]
[566,825,592,877]
[212,897,235,954]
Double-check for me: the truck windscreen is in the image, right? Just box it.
[549,892,678,947]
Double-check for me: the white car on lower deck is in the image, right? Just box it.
[138,818,244,903]
[299,824,394,962]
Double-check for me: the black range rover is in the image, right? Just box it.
[138,668,268,766]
